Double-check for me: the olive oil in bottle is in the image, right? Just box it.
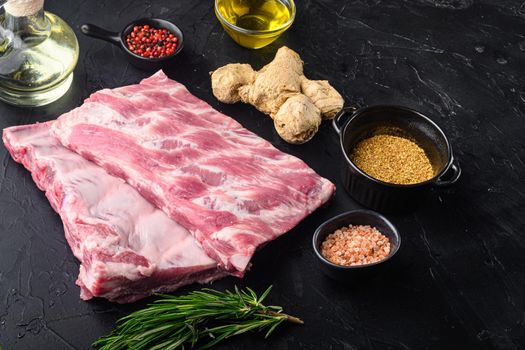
[216,0,294,49]
[0,0,79,107]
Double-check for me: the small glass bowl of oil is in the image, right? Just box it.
[215,0,295,49]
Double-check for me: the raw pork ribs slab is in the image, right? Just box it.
[3,122,224,303]
[52,71,336,276]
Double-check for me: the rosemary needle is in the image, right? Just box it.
[93,286,303,350]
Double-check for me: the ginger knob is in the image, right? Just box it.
[210,46,344,144]
[210,64,255,104]
[238,47,304,116]
[300,78,344,119]
[273,95,321,144]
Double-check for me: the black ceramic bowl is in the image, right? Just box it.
[313,210,401,282]
[81,18,184,70]
[333,105,461,213]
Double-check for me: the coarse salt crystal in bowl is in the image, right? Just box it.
[312,210,401,282]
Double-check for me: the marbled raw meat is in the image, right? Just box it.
[3,122,224,303]
[52,71,336,276]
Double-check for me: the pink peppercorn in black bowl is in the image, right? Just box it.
[80,18,184,71]
[312,210,401,282]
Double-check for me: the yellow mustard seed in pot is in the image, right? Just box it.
[350,134,434,185]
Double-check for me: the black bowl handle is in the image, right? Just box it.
[433,157,461,187]
[81,24,121,46]
[332,106,359,135]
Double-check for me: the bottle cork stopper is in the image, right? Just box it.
[4,0,44,17]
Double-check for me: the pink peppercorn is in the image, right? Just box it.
[126,25,178,58]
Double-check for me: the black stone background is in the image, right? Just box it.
[1,0,524,349]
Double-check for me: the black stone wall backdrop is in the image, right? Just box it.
[0,0,524,349]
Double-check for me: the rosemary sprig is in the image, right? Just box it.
[93,286,303,350]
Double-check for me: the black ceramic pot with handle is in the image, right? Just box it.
[333,105,461,213]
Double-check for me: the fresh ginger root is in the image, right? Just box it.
[274,95,321,144]
[211,64,255,104]
[210,47,344,144]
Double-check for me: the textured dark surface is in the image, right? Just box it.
[1,0,525,349]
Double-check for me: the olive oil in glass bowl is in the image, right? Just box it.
[215,0,295,49]
[0,0,79,107]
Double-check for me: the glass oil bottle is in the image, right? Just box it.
[0,0,79,107]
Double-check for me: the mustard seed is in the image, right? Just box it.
[350,134,434,185]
